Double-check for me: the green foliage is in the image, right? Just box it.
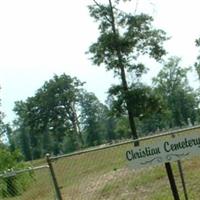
[88,1,167,75]
[108,83,163,118]
[13,74,85,158]
[61,135,76,154]
[0,148,23,171]
[12,74,117,159]
[153,57,190,95]
[0,87,5,141]
[114,116,131,138]
[107,82,172,135]
[80,92,102,146]
[88,0,167,139]
[153,57,199,128]
[194,37,200,81]
[0,147,33,197]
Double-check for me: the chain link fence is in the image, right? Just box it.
[0,165,55,200]
[1,126,200,200]
[50,142,174,200]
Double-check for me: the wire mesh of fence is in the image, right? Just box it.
[1,126,200,200]
[49,141,170,200]
[48,126,200,200]
[0,165,55,200]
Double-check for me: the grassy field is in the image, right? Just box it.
[51,143,200,200]
[1,128,200,199]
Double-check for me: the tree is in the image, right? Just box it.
[0,88,34,197]
[114,116,131,139]
[108,82,167,135]
[105,116,117,142]
[13,74,115,158]
[153,57,198,127]
[194,38,200,81]
[13,101,33,160]
[0,86,5,141]
[2,123,16,152]
[0,147,33,197]
[108,83,162,117]
[80,91,108,146]
[13,74,86,158]
[88,0,167,140]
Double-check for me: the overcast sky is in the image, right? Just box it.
[1,0,200,123]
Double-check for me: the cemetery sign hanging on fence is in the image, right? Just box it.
[126,131,200,169]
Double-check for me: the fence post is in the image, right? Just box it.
[171,133,188,200]
[165,162,180,200]
[46,154,63,200]
[177,160,188,200]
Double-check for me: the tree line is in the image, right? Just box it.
[2,57,200,161]
[1,0,200,163]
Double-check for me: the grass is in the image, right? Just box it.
[1,128,200,199]
[50,139,200,200]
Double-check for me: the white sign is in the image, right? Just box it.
[126,131,200,169]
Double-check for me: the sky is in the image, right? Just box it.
[0,0,200,123]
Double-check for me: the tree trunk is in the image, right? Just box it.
[70,104,84,148]
[120,66,138,140]
[108,0,138,144]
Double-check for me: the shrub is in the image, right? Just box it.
[0,148,34,198]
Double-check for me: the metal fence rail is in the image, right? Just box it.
[1,125,200,200]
